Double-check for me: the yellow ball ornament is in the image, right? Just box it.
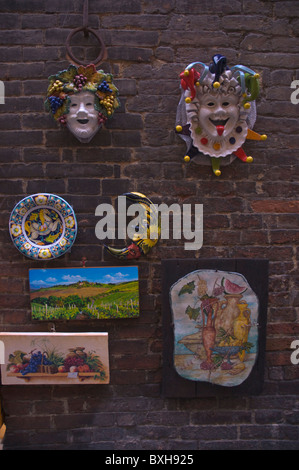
[184,155,190,163]
[185,97,192,104]
[244,102,251,109]
[176,125,183,132]
[246,156,253,163]
[213,81,220,89]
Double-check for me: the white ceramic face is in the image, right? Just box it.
[66,91,99,143]
[185,86,250,158]
[198,93,239,139]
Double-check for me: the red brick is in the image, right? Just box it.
[251,200,299,213]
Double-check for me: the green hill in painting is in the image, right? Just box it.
[30,280,139,321]
[31,281,110,299]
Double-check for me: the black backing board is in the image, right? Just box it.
[162,258,268,397]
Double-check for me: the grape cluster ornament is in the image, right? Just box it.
[176,54,267,176]
[45,64,120,143]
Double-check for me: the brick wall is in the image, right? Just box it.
[0,0,298,450]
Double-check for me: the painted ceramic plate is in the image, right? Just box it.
[9,193,77,260]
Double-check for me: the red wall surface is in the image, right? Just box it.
[0,0,298,450]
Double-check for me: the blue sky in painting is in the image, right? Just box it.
[29,266,138,290]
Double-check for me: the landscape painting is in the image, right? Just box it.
[29,266,139,321]
[0,332,109,385]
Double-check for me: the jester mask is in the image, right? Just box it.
[176,54,267,176]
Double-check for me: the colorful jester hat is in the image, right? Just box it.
[175,54,267,176]
[45,64,120,142]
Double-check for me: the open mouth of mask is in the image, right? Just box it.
[209,118,229,127]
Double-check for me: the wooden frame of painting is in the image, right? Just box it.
[162,258,268,397]
[29,266,139,321]
[0,332,109,385]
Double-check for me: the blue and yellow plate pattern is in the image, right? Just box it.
[9,194,77,260]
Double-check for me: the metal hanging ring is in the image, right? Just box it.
[82,0,89,37]
[66,26,107,66]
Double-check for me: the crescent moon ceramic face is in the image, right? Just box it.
[66,91,99,143]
